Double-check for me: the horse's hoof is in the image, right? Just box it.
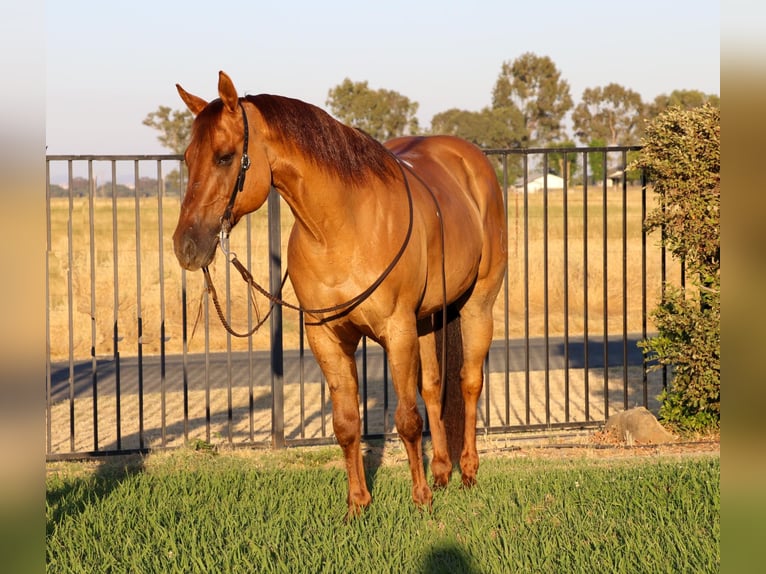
[431,458,452,488]
[461,473,477,488]
[344,500,371,522]
[412,485,433,510]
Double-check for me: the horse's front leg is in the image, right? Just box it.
[307,329,369,517]
[385,320,432,509]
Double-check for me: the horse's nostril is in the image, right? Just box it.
[175,235,197,268]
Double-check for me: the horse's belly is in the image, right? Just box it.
[417,239,482,317]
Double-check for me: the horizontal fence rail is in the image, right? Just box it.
[45,147,675,460]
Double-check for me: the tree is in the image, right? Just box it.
[491,53,573,146]
[631,104,720,431]
[429,106,525,149]
[546,140,578,181]
[326,78,419,141]
[572,83,645,146]
[586,138,607,183]
[647,89,720,119]
[142,106,194,154]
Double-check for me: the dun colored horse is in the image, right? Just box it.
[173,71,506,516]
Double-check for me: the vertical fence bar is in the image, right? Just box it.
[582,154,590,421]
[563,152,570,422]
[247,214,255,443]
[156,160,167,447]
[621,151,629,409]
[321,373,327,437]
[225,226,234,445]
[542,156,550,425]
[502,153,511,426]
[522,154,531,425]
[45,161,52,454]
[180,162,190,443]
[268,189,285,448]
[88,160,99,450]
[204,288,211,443]
[67,160,75,451]
[133,160,145,448]
[111,161,122,450]
[661,201,668,390]
[299,314,306,438]
[601,151,609,419]
[383,351,390,433]
[641,169,649,407]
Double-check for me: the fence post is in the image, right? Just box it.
[268,188,286,448]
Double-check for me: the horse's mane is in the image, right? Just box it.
[247,94,398,185]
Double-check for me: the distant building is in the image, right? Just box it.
[514,174,565,193]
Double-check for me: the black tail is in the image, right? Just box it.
[435,305,464,466]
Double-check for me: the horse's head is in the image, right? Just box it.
[173,71,272,271]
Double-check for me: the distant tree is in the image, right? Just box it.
[48,183,68,198]
[587,138,607,183]
[648,89,720,119]
[491,53,573,146]
[326,78,419,141]
[430,106,525,149]
[142,106,194,154]
[430,106,526,184]
[546,140,579,181]
[572,83,645,146]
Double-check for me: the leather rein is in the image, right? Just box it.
[201,100,450,413]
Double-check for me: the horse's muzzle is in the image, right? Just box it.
[173,229,217,271]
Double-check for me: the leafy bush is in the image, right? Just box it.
[631,104,720,431]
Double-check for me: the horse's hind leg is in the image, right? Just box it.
[417,320,452,488]
[457,295,499,486]
[306,329,370,517]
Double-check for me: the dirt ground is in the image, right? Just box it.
[46,361,719,468]
[46,365,674,457]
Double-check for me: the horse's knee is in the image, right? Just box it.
[420,369,442,400]
[332,405,361,448]
[395,404,423,442]
[459,368,484,401]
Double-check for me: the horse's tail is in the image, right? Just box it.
[436,305,465,465]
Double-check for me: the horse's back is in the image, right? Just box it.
[385,135,502,213]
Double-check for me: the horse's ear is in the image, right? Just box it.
[176,84,208,116]
[218,71,239,113]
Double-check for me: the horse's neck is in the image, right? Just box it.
[268,146,355,245]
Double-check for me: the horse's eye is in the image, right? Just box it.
[217,153,234,167]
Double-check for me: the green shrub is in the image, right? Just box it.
[631,104,720,431]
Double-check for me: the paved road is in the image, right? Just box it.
[49,335,646,404]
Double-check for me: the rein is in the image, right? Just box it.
[201,99,450,416]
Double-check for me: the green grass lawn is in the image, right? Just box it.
[47,446,719,573]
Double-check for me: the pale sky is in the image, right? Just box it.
[45,0,720,156]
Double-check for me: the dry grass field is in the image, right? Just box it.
[47,186,678,362]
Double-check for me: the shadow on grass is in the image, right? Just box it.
[46,454,145,538]
[421,541,479,573]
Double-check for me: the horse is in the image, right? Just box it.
[173,71,507,517]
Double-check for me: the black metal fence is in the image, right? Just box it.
[45,147,674,460]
